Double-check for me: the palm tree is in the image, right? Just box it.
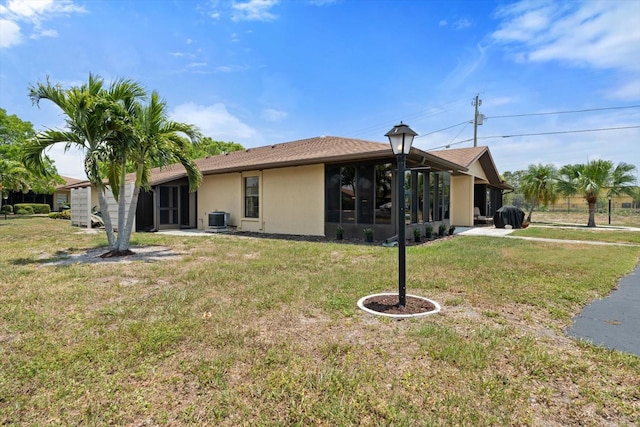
[23,74,146,250]
[520,163,558,223]
[0,159,31,213]
[558,160,637,227]
[111,91,202,253]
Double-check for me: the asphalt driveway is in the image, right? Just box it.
[566,263,640,357]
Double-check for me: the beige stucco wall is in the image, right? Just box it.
[197,164,325,236]
[262,165,325,236]
[450,174,474,226]
[467,161,488,182]
[198,172,242,229]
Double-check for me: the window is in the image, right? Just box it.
[244,176,259,218]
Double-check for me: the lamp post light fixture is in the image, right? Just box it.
[385,122,417,308]
[608,195,612,225]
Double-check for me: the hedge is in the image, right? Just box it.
[0,204,12,214]
[14,203,51,215]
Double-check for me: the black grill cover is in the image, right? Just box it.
[493,205,525,229]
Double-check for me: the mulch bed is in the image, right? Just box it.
[362,294,437,315]
[232,231,455,246]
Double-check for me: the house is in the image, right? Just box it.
[428,146,511,227]
[5,175,83,212]
[66,136,510,239]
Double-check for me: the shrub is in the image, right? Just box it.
[0,204,12,214]
[49,209,71,220]
[14,203,50,214]
[15,205,34,215]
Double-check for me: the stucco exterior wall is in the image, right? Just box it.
[450,174,474,226]
[262,164,325,236]
[197,164,325,236]
[198,173,242,229]
[467,161,488,181]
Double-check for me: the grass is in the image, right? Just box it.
[531,209,640,228]
[1,215,640,425]
[511,227,640,245]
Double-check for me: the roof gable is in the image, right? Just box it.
[429,146,509,188]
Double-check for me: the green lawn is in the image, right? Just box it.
[511,226,640,244]
[1,216,639,426]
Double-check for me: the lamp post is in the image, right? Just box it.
[3,193,7,220]
[385,122,417,308]
[608,196,612,225]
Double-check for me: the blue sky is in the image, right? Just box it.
[1,0,639,180]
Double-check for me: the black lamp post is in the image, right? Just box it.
[385,122,417,307]
[608,195,612,225]
[3,193,7,220]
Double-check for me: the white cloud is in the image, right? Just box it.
[261,108,287,122]
[438,19,447,27]
[45,144,88,180]
[443,44,487,88]
[606,79,640,102]
[492,0,640,72]
[0,0,85,48]
[170,102,258,142]
[232,0,279,22]
[0,18,21,47]
[453,17,471,30]
[30,27,57,39]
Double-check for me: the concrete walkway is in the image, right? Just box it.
[458,225,640,356]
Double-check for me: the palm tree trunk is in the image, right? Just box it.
[527,202,535,223]
[96,190,116,249]
[118,184,141,252]
[587,202,596,227]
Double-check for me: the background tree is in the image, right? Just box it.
[520,163,558,222]
[190,137,243,159]
[558,160,637,227]
[501,170,525,208]
[0,108,63,201]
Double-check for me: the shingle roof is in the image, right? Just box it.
[429,146,511,189]
[64,136,473,188]
[428,146,487,168]
[56,176,85,190]
[147,136,468,186]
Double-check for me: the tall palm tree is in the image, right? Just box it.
[110,91,202,253]
[520,163,558,222]
[558,160,637,227]
[23,74,146,249]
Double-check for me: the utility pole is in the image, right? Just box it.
[472,94,482,147]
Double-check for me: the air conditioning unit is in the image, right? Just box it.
[206,211,230,232]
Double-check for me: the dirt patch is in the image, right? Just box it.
[45,245,185,266]
[361,294,437,315]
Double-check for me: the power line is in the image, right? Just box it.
[478,125,640,140]
[486,105,640,119]
[415,120,469,138]
[424,125,640,150]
